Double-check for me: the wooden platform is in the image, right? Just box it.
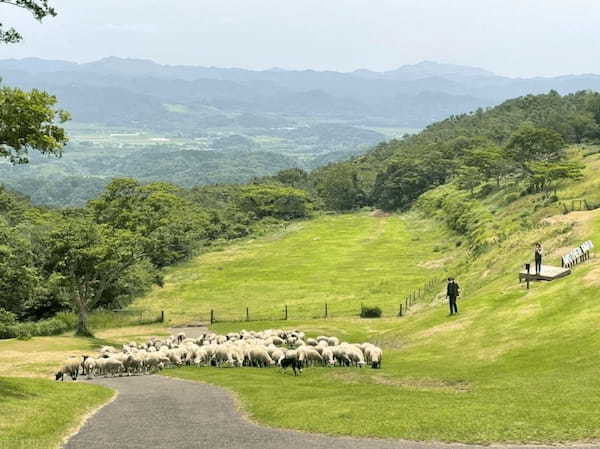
[519,264,571,282]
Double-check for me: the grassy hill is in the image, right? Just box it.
[135,152,600,443]
[2,158,600,445]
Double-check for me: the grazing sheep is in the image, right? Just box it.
[249,347,275,368]
[321,347,335,367]
[55,357,82,381]
[54,329,382,382]
[365,345,383,369]
[297,346,322,366]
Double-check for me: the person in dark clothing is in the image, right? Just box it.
[446,277,460,315]
[534,242,543,275]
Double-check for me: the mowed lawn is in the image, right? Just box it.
[156,210,600,443]
[137,213,460,324]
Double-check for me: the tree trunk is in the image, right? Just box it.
[75,296,94,337]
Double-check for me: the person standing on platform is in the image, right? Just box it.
[446,277,460,316]
[534,242,543,275]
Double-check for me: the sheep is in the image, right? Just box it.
[306,338,318,346]
[103,357,125,376]
[297,346,322,366]
[83,357,97,378]
[123,354,144,375]
[270,348,285,366]
[249,347,274,368]
[327,337,340,347]
[54,329,382,382]
[342,344,366,367]
[364,345,383,369]
[55,357,82,381]
[321,347,335,367]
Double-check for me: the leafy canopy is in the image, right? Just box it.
[0,0,56,43]
[0,85,70,164]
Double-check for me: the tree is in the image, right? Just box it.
[89,179,208,268]
[526,160,584,197]
[0,218,41,317]
[0,0,56,44]
[455,166,485,195]
[0,85,70,163]
[506,125,565,167]
[313,164,365,211]
[47,216,144,336]
[461,145,512,186]
[238,184,313,220]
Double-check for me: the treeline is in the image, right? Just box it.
[0,180,312,335]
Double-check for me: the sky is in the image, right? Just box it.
[1,0,600,77]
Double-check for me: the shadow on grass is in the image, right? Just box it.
[0,379,37,400]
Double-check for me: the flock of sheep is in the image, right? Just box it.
[55,329,383,381]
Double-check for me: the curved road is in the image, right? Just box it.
[62,375,595,449]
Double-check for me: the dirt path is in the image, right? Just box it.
[62,375,597,449]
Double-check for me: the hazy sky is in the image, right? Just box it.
[1,0,600,77]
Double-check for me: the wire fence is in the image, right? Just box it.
[197,278,445,324]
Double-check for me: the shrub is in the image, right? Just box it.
[360,305,382,318]
[0,308,17,325]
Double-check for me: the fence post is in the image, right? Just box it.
[399,303,403,317]
[160,310,164,323]
[210,309,214,325]
[246,307,249,322]
[325,303,328,319]
[284,305,288,320]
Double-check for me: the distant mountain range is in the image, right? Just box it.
[3,57,600,129]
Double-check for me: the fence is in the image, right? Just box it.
[560,198,598,213]
[201,278,444,324]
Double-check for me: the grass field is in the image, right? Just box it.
[4,154,600,446]
[150,205,600,443]
[136,213,463,325]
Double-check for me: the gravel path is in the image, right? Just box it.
[62,375,597,449]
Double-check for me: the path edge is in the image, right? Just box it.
[59,389,119,449]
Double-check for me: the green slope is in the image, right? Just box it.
[136,213,464,324]
[134,182,600,442]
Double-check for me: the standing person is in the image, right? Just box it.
[446,277,460,316]
[534,242,543,275]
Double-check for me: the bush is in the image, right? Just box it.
[0,315,74,340]
[0,308,17,325]
[360,305,382,318]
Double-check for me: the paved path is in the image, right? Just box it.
[62,375,597,449]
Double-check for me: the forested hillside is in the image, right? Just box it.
[262,90,600,214]
[0,180,312,336]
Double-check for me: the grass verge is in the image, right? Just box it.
[0,377,113,449]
